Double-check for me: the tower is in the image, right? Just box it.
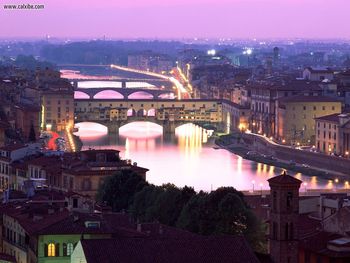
[273,47,280,64]
[268,171,301,263]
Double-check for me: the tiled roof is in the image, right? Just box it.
[299,231,350,258]
[36,212,140,236]
[268,171,302,186]
[0,144,26,151]
[7,208,69,235]
[315,113,341,122]
[81,235,260,263]
[0,252,16,262]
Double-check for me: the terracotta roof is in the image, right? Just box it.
[80,235,260,263]
[0,252,16,262]
[305,67,334,74]
[36,212,140,236]
[0,144,26,151]
[6,208,69,235]
[268,171,302,186]
[315,113,341,122]
[299,231,350,258]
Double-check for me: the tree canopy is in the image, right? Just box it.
[97,172,266,252]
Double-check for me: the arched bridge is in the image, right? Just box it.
[74,99,249,135]
[71,78,173,90]
[74,87,176,100]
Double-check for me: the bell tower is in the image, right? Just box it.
[268,171,301,263]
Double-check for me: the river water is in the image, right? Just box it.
[74,121,331,192]
[64,67,331,192]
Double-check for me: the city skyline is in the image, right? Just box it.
[1,0,350,39]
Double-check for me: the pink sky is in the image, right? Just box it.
[1,0,349,39]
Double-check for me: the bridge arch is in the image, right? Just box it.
[93,90,124,99]
[74,122,108,137]
[128,91,154,99]
[74,91,90,99]
[119,121,163,139]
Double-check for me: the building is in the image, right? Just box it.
[268,171,301,263]
[0,121,7,147]
[276,96,342,145]
[59,150,148,197]
[71,235,260,263]
[32,212,142,263]
[249,80,322,137]
[41,89,74,132]
[0,144,40,189]
[14,104,40,141]
[303,67,334,82]
[315,113,350,155]
[8,149,148,197]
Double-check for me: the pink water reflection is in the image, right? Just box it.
[74,91,90,99]
[75,122,329,192]
[128,91,154,99]
[93,90,124,99]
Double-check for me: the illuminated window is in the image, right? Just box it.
[67,243,74,255]
[48,243,55,257]
[63,243,74,256]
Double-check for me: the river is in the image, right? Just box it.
[64,66,332,192]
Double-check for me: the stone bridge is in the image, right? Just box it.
[74,99,248,135]
[74,87,176,100]
[71,78,173,90]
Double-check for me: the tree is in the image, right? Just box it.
[28,123,36,142]
[96,170,147,212]
[177,187,266,252]
[130,185,163,222]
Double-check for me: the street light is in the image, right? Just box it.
[335,178,339,191]
[260,183,263,195]
[252,180,255,193]
[303,182,308,193]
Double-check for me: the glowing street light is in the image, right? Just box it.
[335,178,339,191]
[303,182,308,193]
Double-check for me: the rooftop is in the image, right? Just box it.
[80,235,260,263]
[278,95,342,103]
[268,171,302,186]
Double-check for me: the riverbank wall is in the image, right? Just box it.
[243,134,350,175]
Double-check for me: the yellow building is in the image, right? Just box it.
[276,96,342,145]
[315,113,350,155]
[41,90,74,132]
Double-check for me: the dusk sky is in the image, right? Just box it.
[1,0,349,39]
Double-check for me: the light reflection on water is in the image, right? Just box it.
[74,121,328,192]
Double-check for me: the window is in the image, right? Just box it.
[303,106,306,110]
[63,243,74,256]
[322,106,326,110]
[287,192,293,208]
[73,198,78,208]
[273,191,277,211]
[313,106,316,110]
[285,223,289,240]
[272,222,278,239]
[48,243,55,257]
